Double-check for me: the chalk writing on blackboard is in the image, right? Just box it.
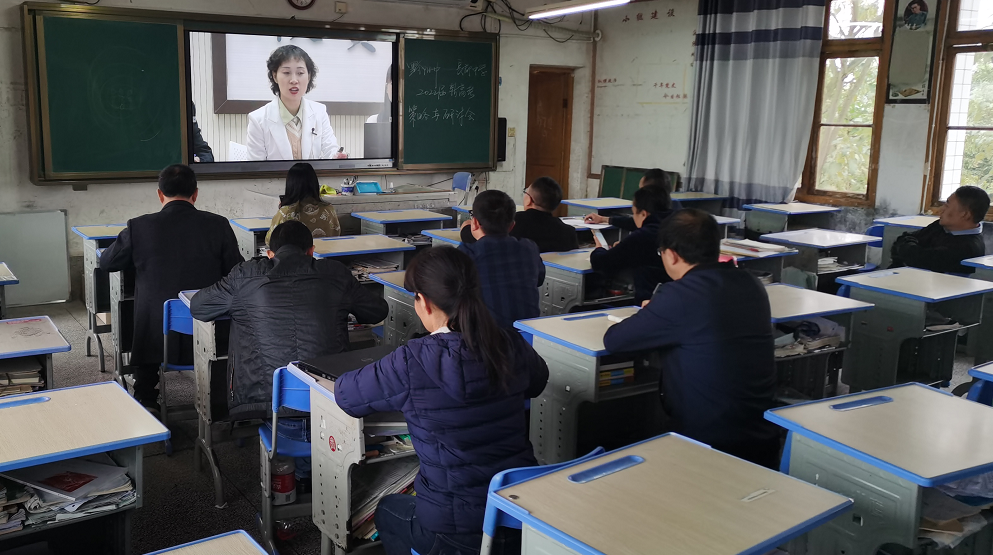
[407,105,477,128]
[416,84,476,99]
[408,61,442,76]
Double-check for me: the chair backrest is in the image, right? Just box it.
[864,224,884,248]
[836,284,851,298]
[482,447,606,536]
[163,299,194,336]
[272,366,311,414]
[453,172,472,191]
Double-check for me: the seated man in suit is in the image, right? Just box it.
[584,168,680,230]
[890,185,989,275]
[589,185,673,304]
[460,177,578,253]
[101,164,243,410]
[189,220,389,415]
[603,209,780,469]
[458,190,545,329]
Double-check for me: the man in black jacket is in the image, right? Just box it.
[460,177,578,253]
[589,185,672,303]
[890,185,989,275]
[604,209,779,468]
[101,165,243,409]
[190,221,389,415]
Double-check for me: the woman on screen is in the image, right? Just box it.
[366,65,392,124]
[247,45,347,161]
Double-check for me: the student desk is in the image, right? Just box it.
[714,215,742,237]
[72,224,126,374]
[368,271,424,346]
[761,229,878,291]
[964,255,993,365]
[229,217,273,260]
[836,268,993,392]
[0,382,168,555]
[422,228,463,247]
[766,284,873,401]
[742,203,840,235]
[539,249,634,316]
[454,204,524,225]
[560,197,630,218]
[488,433,851,555]
[0,316,71,392]
[766,383,993,555]
[147,530,266,554]
[873,215,938,269]
[352,209,451,236]
[515,307,661,464]
[671,191,727,214]
[0,262,17,319]
[313,235,414,277]
[286,359,417,555]
[723,249,798,283]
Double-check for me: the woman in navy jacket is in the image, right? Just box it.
[334,246,549,555]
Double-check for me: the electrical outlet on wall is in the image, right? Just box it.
[507,127,516,137]
[335,2,347,14]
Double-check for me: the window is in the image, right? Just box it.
[927,0,993,210]
[799,0,889,206]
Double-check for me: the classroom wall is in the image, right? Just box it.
[0,0,593,261]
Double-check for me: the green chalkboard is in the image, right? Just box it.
[39,16,183,177]
[599,165,683,200]
[400,37,496,169]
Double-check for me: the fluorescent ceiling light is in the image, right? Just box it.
[526,0,630,20]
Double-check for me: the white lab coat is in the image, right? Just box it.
[246,98,340,161]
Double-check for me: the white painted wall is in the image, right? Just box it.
[0,0,592,256]
[875,103,931,216]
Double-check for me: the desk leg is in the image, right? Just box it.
[321,534,336,555]
[195,413,227,509]
[85,311,108,374]
[787,434,920,555]
[0,284,5,319]
[43,354,54,391]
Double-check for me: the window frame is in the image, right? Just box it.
[923,0,993,216]
[797,0,896,208]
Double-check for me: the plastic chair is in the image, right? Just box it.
[258,367,311,555]
[967,380,993,406]
[160,299,196,455]
[864,224,884,248]
[453,172,472,191]
[479,447,606,555]
[836,285,851,298]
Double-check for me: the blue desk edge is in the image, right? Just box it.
[836,271,993,303]
[144,531,265,554]
[230,218,272,232]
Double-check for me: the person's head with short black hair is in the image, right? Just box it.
[267,220,315,258]
[657,209,721,280]
[267,45,318,100]
[280,163,322,207]
[629,185,672,229]
[523,177,563,212]
[640,168,673,192]
[157,164,198,204]
[469,190,516,237]
[941,186,990,229]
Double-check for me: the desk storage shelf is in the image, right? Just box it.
[230,218,273,260]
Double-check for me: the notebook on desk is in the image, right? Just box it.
[297,345,396,382]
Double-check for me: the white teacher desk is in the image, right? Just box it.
[515,307,662,464]
[743,202,840,235]
[368,271,424,346]
[72,224,126,374]
[286,359,417,555]
[352,209,451,236]
[229,217,273,260]
[761,229,877,291]
[0,382,168,555]
[837,268,993,392]
[539,249,634,316]
[964,255,993,365]
[767,383,993,555]
[422,228,463,247]
[671,191,726,214]
[0,262,17,319]
[147,531,266,555]
[766,284,873,402]
[0,316,71,391]
[873,214,938,269]
[488,433,851,555]
[560,197,631,218]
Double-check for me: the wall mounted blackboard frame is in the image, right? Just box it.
[21,2,499,185]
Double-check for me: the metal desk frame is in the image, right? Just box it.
[230,217,274,260]
[72,225,126,375]
[0,262,18,319]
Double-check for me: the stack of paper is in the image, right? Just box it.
[0,358,44,396]
[919,488,992,549]
[349,259,401,282]
[350,457,420,541]
[721,239,793,258]
[0,482,29,537]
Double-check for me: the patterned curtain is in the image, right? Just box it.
[685,0,827,209]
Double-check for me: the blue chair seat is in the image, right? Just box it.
[258,424,312,459]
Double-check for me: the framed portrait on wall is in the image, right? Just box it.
[887,0,942,103]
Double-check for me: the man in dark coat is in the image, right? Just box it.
[890,185,989,275]
[189,220,389,415]
[460,177,579,253]
[603,209,780,469]
[101,164,243,408]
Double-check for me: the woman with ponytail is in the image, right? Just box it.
[334,246,549,555]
